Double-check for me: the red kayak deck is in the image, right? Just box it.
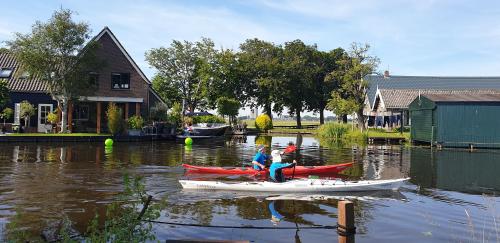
[182,162,353,176]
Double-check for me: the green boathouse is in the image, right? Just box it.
[409,93,500,148]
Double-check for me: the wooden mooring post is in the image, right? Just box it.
[338,200,355,243]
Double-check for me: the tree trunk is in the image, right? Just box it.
[24,116,29,128]
[296,108,302,129]
[264,103,272,121]
[60,100,68,133]
[356,109,366,132]
[319,108,325,125]
[342,114,348,123]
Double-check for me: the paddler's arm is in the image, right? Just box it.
[252,160,266,170]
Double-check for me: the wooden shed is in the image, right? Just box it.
[409,93,500,148]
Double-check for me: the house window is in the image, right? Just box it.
[73,105,89,120]
[89,72,99,87]
[0,68,13,78]
[111,73,130,89]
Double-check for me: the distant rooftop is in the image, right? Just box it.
[423,93,500,102]
[365,74,500,107]
[374,89,500,110]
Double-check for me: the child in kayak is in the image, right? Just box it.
[269,149,296,182]
[252,145,270,171]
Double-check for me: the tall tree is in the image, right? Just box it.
[280,40,316,128]
[7,9,101,133]
[327,43,379,131]
[145,38,216,113]
[308,48,345,124]
[239,39,282,120]
[151,74,182,108]
[205,48,246,108]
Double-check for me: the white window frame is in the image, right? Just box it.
[14,103,20,125]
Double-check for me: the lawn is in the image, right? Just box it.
[367,129,410,139]
[5,133,110,137]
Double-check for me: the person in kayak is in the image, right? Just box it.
[251,145,270,171]
[269,149,297,182]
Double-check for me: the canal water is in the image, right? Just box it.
[0,135,498,242]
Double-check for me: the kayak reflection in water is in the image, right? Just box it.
[270,149,297,182]
[268,201,284,225]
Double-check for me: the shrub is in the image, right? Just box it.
[47,112,58,124]
[20,100,36,127]
[1,107,13,125]
[107,103,124,135]
[168,102,182,125]
[192,115,225,124]
[255,114,272,132]
[316,122,367,145]
[150,103,168,121]
[128,115,144,130]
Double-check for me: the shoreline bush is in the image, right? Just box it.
[316,122,367,145]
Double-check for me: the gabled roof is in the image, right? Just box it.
[0,52,48,93]
[373,89,500,110]
[91,27,151,84]
[365,74,500,108]
[0,27,152,93]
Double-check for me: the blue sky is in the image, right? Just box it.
[3,0,500,79]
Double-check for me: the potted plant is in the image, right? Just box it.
[127,115,144,136]
[20,100,36,133]
[46,112,58,133]
[0,107,13,133]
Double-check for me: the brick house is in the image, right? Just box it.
[0,27,164,133]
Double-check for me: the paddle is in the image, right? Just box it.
[291,160,297,180]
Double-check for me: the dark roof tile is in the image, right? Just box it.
[0,52,48,92]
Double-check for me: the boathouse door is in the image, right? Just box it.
[37,104,53,133]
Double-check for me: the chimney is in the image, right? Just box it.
[383,70,390,78]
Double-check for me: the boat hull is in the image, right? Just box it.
[179,178,409,192]
[182,162,354,175]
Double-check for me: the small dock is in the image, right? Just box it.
[368,136,407,144]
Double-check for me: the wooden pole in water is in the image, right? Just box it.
[338,200,355,243]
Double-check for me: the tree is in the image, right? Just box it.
[205,49,247,108]
[7,9,102,133]
[151,75,182,108]
[145,38,216,113]
[20,100,35,128]
[327,43,379,131]
[308,48,345,124]
[216,97,240,125]
[280,40,317,128]
[0,80,9,108]
[239,39,283,120]
[1,107,13,126]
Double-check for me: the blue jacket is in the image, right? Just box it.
[252,152,269,170]
[269,162,294,181]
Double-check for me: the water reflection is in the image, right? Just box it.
[0,138,498,242]
[410,148,500,194]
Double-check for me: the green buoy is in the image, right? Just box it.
[185,137,193,145]
[105,138,114,147]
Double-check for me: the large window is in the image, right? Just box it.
[111,73,130,89]
[0,68,13,78]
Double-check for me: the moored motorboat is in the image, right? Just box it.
[179,178,409,192]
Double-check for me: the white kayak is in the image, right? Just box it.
[179,178,409,192]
